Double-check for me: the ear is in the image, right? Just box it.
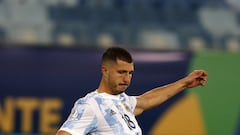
[101,66,108,76]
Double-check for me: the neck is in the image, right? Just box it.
[97,79,112,94]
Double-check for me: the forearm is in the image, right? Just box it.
[137,79,186,111]
[134,70,207,116]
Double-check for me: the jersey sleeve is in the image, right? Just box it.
[126,95,137,113]
[59,102,97,135]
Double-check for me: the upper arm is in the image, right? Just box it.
[133,96,145,116]
[134,84,184,116]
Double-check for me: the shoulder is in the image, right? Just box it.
[71,91,99,114]
[120,93,137,112]
[120,93,137,102]
[74,90,98,105]
[68,92,98,120]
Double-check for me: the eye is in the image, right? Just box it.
[129,71,134,75]
[117,70,134,76]
[118,70,126,74]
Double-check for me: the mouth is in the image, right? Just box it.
[119,83,129,87]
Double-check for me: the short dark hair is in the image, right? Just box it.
[102,47,133,64]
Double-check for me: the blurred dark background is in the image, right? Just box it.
[0,0,240,135]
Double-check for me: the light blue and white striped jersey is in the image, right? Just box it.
[60,90,142,135]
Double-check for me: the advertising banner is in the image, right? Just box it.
[0,46,192,135]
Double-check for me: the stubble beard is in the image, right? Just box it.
[109,81,128,95]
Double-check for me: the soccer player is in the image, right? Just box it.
[56,47,208,135]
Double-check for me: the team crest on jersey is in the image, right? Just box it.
[123,103,130,112]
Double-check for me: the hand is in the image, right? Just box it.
[184,70,208,88]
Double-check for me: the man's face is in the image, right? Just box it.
[105,59,134,95]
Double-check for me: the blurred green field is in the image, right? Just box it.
[190,51,240,135]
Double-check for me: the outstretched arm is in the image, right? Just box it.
[134,70,208,116]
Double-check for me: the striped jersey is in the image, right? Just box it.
[59,90,142,135]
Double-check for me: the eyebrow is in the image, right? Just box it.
[118,70,134,74]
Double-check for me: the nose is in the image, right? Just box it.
[123,73,131,83]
